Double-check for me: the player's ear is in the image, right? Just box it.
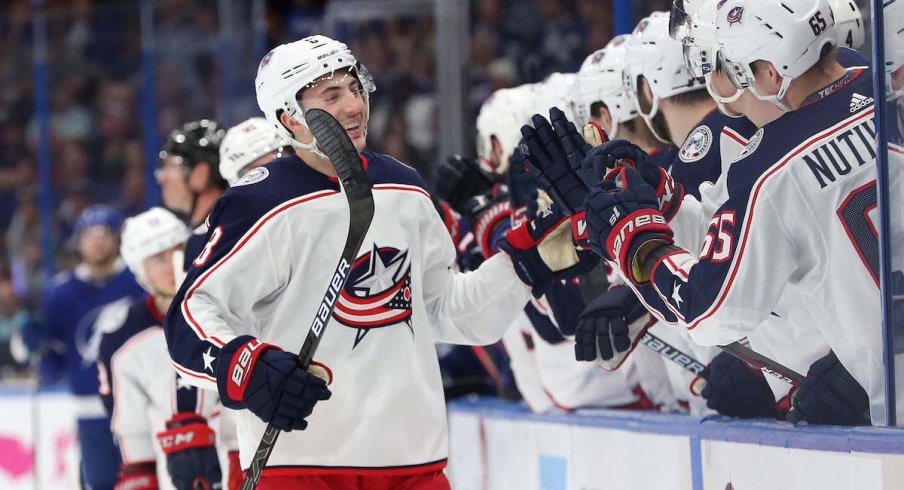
[281,111,313,146]
[490,135,504,170]
[596,106,613,135]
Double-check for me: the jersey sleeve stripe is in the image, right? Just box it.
[684,108,875,330]
[181,189,339,344]
[171,361,216,385]
[373,183,433,201]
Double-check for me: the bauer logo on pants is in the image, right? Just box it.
[333,243,413,347]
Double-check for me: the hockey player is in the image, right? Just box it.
[527,0,896,425]
[96,207,226,490]
[218,117,291,186]
[164,35,593,488]
[32,205,145,489]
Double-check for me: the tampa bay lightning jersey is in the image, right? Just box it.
[164,150,533,472]
[41,262,144,397]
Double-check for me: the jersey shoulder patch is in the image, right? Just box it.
[732,128,765,163]
[233,166,269,187]
[679,125,713,163]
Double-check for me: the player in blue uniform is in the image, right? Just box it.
[31,205,144,489]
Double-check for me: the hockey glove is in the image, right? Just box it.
[115,462,159,490]
[463,189,513,259]
[519,107,591,216]
[700,352,778,419]
[498,194,598,297]
[788,351,871,426]
[216,336,331,431]
[433,154,500,212]
[574,286,650,370]
[584,166,674,283]
[508,145,538,226]
[156,413,222,490]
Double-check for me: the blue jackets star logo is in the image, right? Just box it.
[333,244,413,347]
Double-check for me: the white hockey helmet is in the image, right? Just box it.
[885,0,904,100]
[219,117,289,185]
[120,207,190,294]
[255,35,376,159]
[533,72,578,123]
[715,0,836,111]
[573,36,638,138]
[827,0,864,50]
[476,84,538,173]
[623,12,706,123]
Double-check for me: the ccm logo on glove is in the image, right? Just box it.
[229,339,266,400]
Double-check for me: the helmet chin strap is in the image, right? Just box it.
[750,76,792,113]
[705,75,745,119]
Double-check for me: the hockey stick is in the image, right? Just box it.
[240,108,375,490]
[639,331,707,376]
[719,341,805,386]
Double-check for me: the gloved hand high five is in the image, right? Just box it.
[519,107,592,216]
[433,154,500,212]
[499,192,599,297]
[574,286,650,370]
[216,336,331,431]
[584,166,674,283]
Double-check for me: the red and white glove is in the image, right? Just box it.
[156,413,221,490]
[114,462,159,490]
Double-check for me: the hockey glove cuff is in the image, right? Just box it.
[216,336,332,431]
[115,462,159,490]
[157,414,221,490]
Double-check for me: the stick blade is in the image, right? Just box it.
[304,108,371,202]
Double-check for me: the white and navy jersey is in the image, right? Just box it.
[164,151,532,473]
[632,67,899,424]
[671,110,758,199]
[96,296,220,488]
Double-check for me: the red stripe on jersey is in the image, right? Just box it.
[171,361,217,383]
[685,109,875,331]
[181,190,338,344]
[373,183,433,201]
[259,459,447,477]
[721,127,748,146]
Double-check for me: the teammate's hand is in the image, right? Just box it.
[463,188,512,259]
[700,352,778,419]
[519,107,591,216]
[584,167,674,283]
[788,351,870,426]
[114,462,159,490]
[581,141,684,221]
[498,193,598,297]
[574,286,649,370]
[216,336,332,431]
[156,414,222,490]
[508,145,538,218]
[433,154,499,213]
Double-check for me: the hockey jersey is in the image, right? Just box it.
[96,295,223,489]
[164,151,533,473]
[631,67,899,424]
[40,261,144,415]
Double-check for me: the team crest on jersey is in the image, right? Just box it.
[679,126,713,163]
[333,244,413,347]
[233,167,269,186]
[732,128,764,162]
[727,6,744,25]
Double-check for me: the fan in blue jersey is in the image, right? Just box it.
[27,205,145,489]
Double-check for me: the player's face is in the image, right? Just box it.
[78,225,119,266]
[155,155,194,215]
[144,247,180,298]
[298,72,369,152]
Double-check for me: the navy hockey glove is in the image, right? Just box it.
[433,154,500,212]
[788,352,870,426]
[216,336,331,431]
[584,166,674,283]
[580,141,683,221]
[156,413,222,490]
[700,352,778,419]
[463,188,513,259]
[508,145,538,223]
[519,107,591,216]
[114,462,159,490]
[574,286,649,370]
[499,196,598,297]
